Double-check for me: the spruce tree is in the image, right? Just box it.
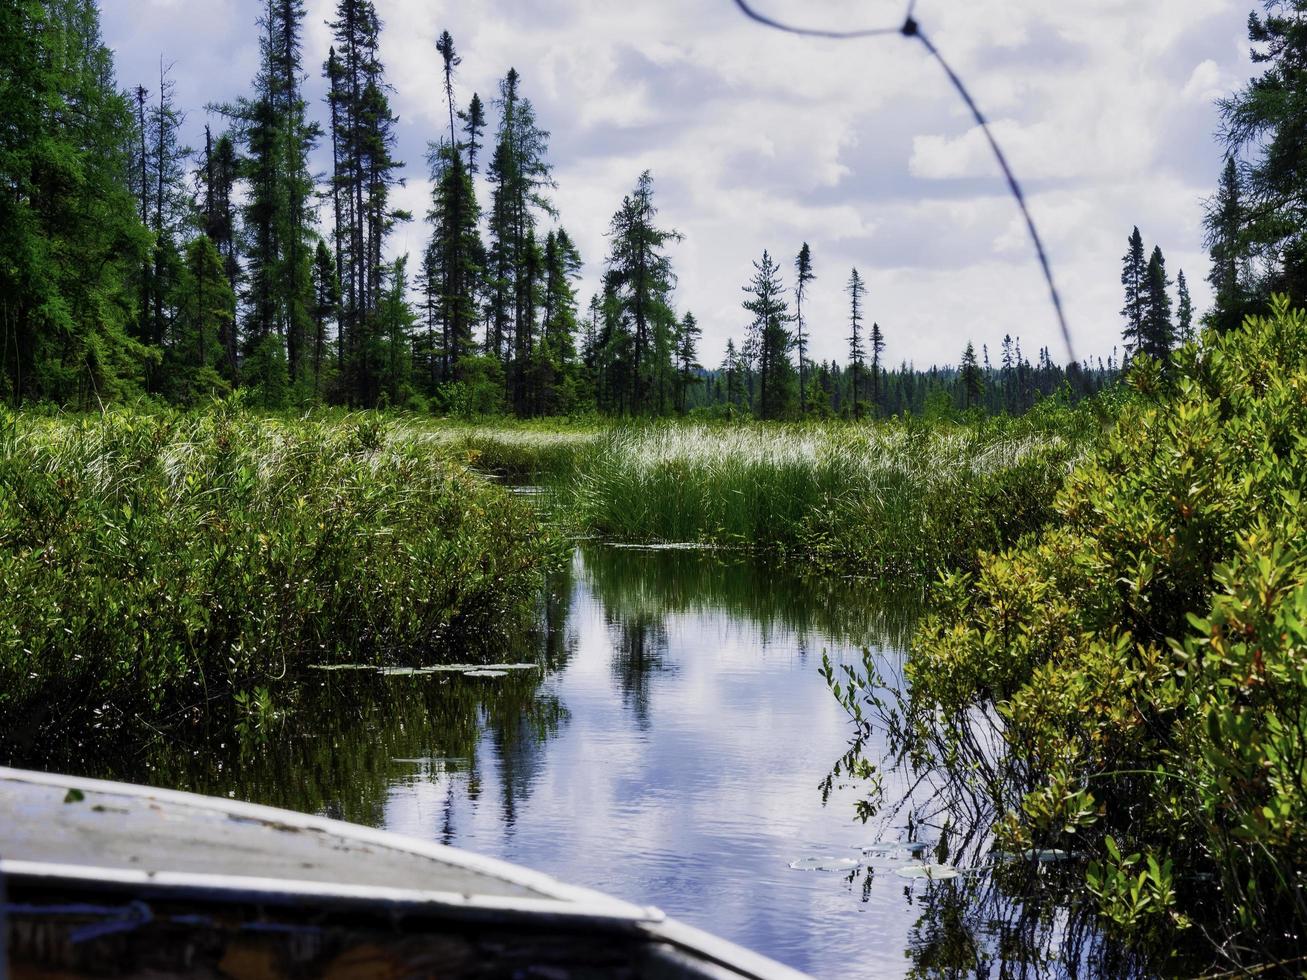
[539,227,582,413]
[166,235,234,404]
[1219,3,1307,308]
[959,342,983,409]
[869,320,885,416]
[675,312,701,414]
[743,250,794,420]
[794,242,814,414]
[199,129,241,377]
[424,34,483,387]
[1140,245,1174,363]
[846,268,866,421]
[1121,226,1147,355]
[602,171,680,414]
[435,31,460,154]
[486,67,554,395]
[1176,269,1194,345]
[310,239,339,397]
[1204,157,1250,333]
[324,0,402,405]
[461,93,486,174]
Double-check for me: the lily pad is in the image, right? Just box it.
[894,863,960,881]
[789,856,862,872]
[463,669,509,678]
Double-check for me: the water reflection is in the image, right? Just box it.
[3,545,1137,978]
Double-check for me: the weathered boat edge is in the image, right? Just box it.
[0,767,813,980]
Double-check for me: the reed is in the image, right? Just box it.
[560,414,1089,578]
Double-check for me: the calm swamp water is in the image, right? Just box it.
[17,543,1130,978]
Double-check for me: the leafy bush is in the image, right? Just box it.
[0,405,560,737]
[882,298,1307,969]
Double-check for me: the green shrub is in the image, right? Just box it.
[874,298,1307,969]
[0,405,560,737]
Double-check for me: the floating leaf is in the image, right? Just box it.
[464,669,509,678]
[895,863,960,881]
[789,856,862,872]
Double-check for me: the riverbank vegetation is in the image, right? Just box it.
[831,299,1307,973]
[0,406,559,745]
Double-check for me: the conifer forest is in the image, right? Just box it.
[3,2,1307,978]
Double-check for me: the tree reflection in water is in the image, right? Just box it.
[0,543,1149,977]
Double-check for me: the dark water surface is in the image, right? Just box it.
[20,544,1124,978]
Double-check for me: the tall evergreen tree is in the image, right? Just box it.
[1204,157,1251,333]
[486,67,554,392]
[1140,245,1174,363]
[324,0,403,405]
[1176,269,1194,344]
[846,268,866,421]
[959,341,983,409]
[869,320,884,415]
[743,250,793,420]
[199,128,241,377]
[1121,225,1147,355]
[435,30,460,154]
[1219,3,1307,308]
[461,93,486,174]
[794,242,814,414]
[221,0,320,396]
[424,34,483,387]
[0,0,150,404]
[165,235,234,404]
[538,227,582,414]
[675,312,701,414]
[127,57,189,389]
[601,171,680,414]
[310,239,339,397]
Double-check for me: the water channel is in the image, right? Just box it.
[17,543,1129,977]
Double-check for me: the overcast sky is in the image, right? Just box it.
[101,0,1253,368]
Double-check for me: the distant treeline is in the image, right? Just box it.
[4,1,1296,420]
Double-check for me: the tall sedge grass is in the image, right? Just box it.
[398,420,598,484]
[0,406,559,737]
[562,416,1088,578]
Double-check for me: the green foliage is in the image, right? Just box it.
[0,406,559,738]
[1218,3,1307,309]
[0,0,151,405]
[889,298,1307,969]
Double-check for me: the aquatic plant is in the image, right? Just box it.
[0,405,560,739]
[563,413,1091,579]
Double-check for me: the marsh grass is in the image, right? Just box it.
[547,413,1093,578]
[0,405,559,738]
[400,419,599,484]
